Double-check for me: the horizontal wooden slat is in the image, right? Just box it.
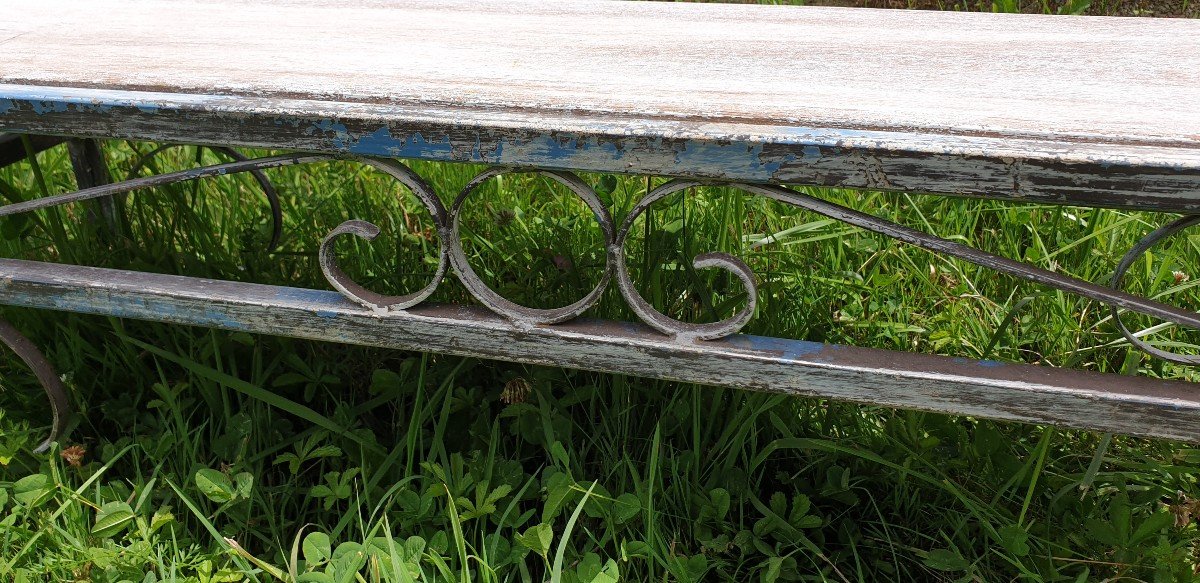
[0,258,1198,442]
[1,1,1198,209]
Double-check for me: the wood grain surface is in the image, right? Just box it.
[2,0,1199,206]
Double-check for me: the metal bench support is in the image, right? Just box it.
[0,151,1198,445]
[2,258,1199,442]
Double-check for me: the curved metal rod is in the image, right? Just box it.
[447,167,615,326]
[127,145,285,251]
[3,151,1196,363]
[0,319,69,453]
[1110,215,1200,365]
[319,158,450,312]
[0,153,330,219]
[318,167,1200,354]
[733,182,1200,333]
[612,179,757,341]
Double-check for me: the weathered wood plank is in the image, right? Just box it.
[0,258,1198,442]
[1,1,1198,209]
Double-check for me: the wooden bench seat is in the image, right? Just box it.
[2,0,1200,444]
[2,0,1198,209]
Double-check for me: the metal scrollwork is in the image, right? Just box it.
[319,158,450,312]
[321,162,1200,356]
[1110,215,1200,365]
[448,168,614,326]
[613,179,758,341]
[0,318,70,453]
[0,149,1198,389]
[127,144,286,251]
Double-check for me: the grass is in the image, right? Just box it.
[2,89,1200,583]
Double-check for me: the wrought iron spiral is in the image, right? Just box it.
[318,160,1200,355]
[1109,215,1200,365]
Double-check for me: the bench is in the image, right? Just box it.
[1,0,1199,449]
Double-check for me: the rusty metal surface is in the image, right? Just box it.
[1,258,1198,441]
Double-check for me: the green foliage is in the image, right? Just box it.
[1,120,1200,583]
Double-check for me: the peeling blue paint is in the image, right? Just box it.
[534,136,581,163]
[674,141,778,181]
[202,308,249,331]
[41,293,251,333]
[952,357,1006,368]
[78,101,115,114]
[725,334,831,361]
[762,151,797,176]
[307,122,456,159]
[365,128,453,159]
[273,286,347,306]
[311,120,350,147]
[29,100,69,115]
[269,288,347,319]
[350,126,399,154]
[480,136,504,163]
[2,86,1195,208]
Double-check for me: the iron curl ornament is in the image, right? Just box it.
[4,150,1200,449]
[318,158,1200,351]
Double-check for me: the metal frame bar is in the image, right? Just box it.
[65,138,118,239]
[3,258,1199,442]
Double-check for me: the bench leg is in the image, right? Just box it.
[66,138,119,241]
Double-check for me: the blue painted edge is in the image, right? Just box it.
[11,85,1192,184]
[0,87,835,181]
